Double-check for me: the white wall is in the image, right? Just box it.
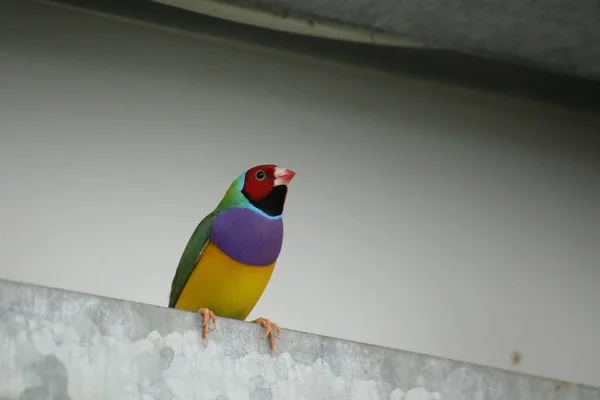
[2,0,600,387]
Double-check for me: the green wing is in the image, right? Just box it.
[168,210,218,308]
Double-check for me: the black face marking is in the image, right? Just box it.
[242,185,288,217]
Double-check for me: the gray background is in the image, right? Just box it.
[1,0,600,388]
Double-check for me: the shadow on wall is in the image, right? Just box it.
[24,0,600,109]
[2,0,600,168]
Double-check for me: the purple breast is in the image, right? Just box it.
[210,207,284,266]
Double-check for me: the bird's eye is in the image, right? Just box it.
[255,170,266,181]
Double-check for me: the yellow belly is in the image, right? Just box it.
[174,241,276,320]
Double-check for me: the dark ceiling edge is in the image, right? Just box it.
[33,0,600,110]
[214,0,600,83]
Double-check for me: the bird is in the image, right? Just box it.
[168,164,296,355]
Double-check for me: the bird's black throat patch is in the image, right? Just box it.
[242,185,288,217]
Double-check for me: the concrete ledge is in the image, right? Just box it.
[26,0,600,110]
[153,0,600,81]
[1,279,599,399]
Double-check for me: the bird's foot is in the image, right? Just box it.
[251,317,281,356]
[197,308,217,346]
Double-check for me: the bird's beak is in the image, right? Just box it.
[273,167,296,186]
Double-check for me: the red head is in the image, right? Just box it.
[241,164,296,216]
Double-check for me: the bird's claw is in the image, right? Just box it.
[251,317,281,356]
[198,308,217,347]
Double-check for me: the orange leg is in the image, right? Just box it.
[198,308,217,346]
[251,317,281,355]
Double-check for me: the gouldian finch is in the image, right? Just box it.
[168,164,296,354]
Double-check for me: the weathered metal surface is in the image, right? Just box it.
[1,279,599,399]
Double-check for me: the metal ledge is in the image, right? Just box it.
[1,278,599,399]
